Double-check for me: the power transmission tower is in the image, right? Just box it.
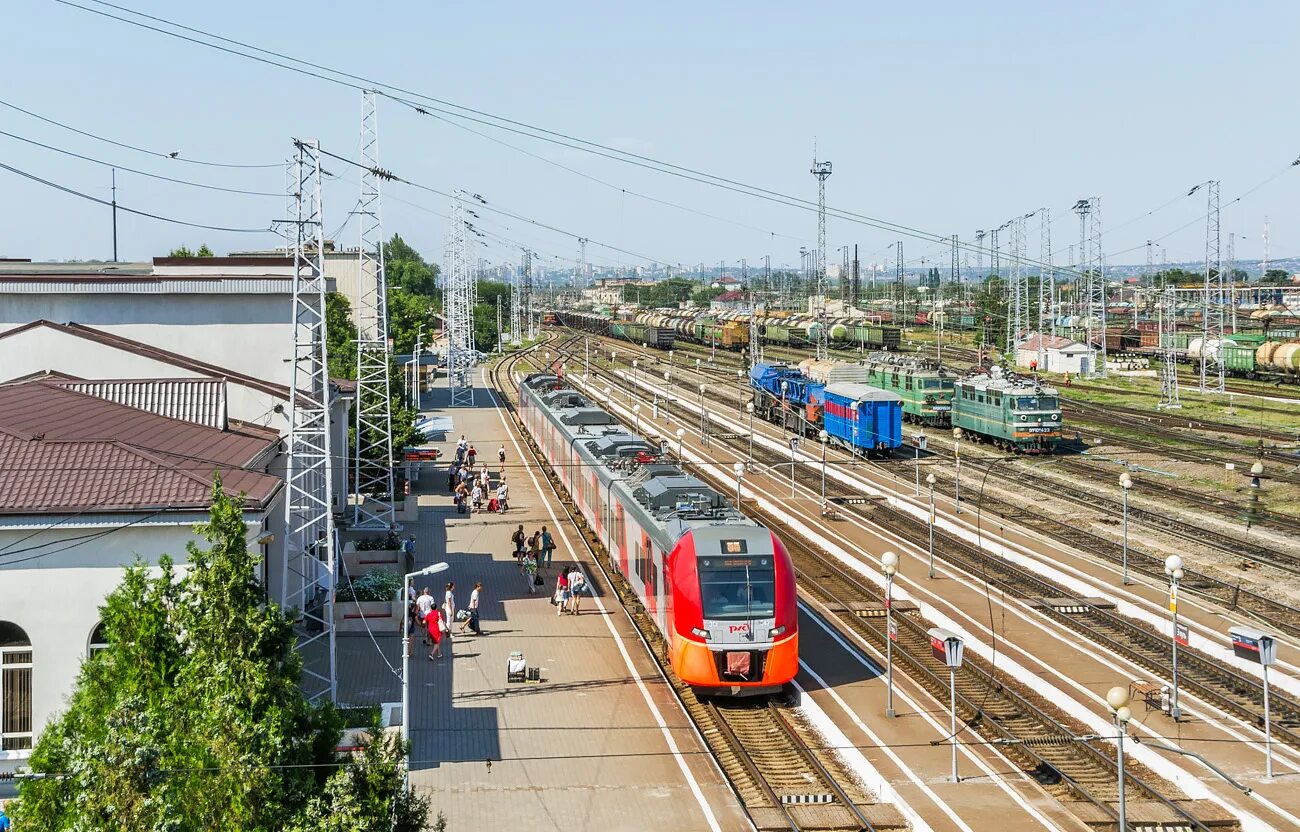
[1226,232,1236,334]
[1191,181,1222,392]
[1158,283,1181,409]
[522,248,534,340]
[852,244,861,311]
[811,155,832,360]
[1262,216,1270,285]
[351,91,396,532]
[445,192,476,406]
[278,138,336,703]
[974,230,986,278]
[1008,214,1027,354]
[1073,198,1106,377]
[895,241,905,325]
[1038,209,1052,370]
[509,252,523,345]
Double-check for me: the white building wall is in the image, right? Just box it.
[1014,346,1091,374]
[0,506,282,769]
[0,294,295,387]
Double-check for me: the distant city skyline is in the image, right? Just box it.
[1,1,1297,272]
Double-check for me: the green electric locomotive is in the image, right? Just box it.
[952,369,1062,453]
[861,353,955,425]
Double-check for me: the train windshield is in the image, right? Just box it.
[698,555,775,620]
[1014,396,1059,410]
[921,379,951,391]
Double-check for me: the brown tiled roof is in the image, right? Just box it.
[0,381,280,514]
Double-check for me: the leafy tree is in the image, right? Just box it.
[1261,268,1293,287]
[974,274,1008,351]
[621,278,696,308]
[326,292,359,381]
[692,286,726,305]
[384,234,440,296]
[389,287,437,354]
[12,479,430,830]
[168,244,214,258]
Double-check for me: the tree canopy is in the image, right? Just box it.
[12,479,429,830]
[168,244,214,257]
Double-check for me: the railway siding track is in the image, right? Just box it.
[556,338,1233,832]
[492,341,892,832]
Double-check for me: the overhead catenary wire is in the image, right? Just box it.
[0,127,282,196]
[0,159,274,234]
[0,94,281,169]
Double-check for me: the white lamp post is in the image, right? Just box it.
[698,384,708,445]
[633,403,642,434]
[1119,473,1133,585]
[780,379,789,438]
[675,427,686,460]
[602,385,612,405]
[952,427,963,510]
[881,551,899,718]
[745,402,755,463]
[818,429,829,509]
[926,472,937,578]
[667,349,674,384]
[1106,685,1132,832]
[403,561,450,787]
[1165,554,1185,720]
[736,368,745,413]
[733,461,745,508]
[630,359,639,402]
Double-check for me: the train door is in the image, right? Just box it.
[613,503,628,575]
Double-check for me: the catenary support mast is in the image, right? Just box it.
[351,91,396,531]
[279,138,337,703]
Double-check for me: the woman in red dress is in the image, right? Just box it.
[426,607,444,660]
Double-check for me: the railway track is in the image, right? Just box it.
[491,340,885,832]
[569,329,1300,637]
[566,338,1300,758]
[560,347,1221,830]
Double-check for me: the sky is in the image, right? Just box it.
[1,0,1297,274]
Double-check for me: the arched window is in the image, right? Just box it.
[0,621,33,751]
[88,622,109,657]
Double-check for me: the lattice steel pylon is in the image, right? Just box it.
[894,241,905,325]
[974,230,986,278]
[509,251,523,345]
[1158,284,1181,409]
[811,156,832,360]
[445,192,476,406]
[1073,198,1106,377]
[521,248,534,340]
[1037,208,1052,370]
[1191,180,1223,392]
[351,91,396,531]
[1008,213,1027,356]
[278,139,337,703]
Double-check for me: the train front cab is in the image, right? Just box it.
[667,528,798,695]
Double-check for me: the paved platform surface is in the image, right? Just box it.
[337,380,749,832]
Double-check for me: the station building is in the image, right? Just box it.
[1015,332,1096,375]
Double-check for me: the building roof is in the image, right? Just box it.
[1018,333,1090,352]
[714,290,745,302]
[0,380,280,514]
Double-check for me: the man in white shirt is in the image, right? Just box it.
[415,587,436,644]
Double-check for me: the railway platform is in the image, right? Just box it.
[335,380,749,832]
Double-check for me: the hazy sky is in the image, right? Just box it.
[2,1,1297,273]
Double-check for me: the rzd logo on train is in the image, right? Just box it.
[728,624,750,634]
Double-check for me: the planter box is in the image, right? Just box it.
[334,597,404,633]
[342,546,402,576]
[396,498,420,523]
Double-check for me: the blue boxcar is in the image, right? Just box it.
[823,383,903,455]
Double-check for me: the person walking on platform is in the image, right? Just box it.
[567,566,588,615]
[446,461,459,493]
[426,608,444,660]
[443,582,457,635]
[540,527,555,570]
[497,478,510,512]
[416,587,435,644]
[511,524,526,562]
[470,482,483,513]
[522,550,539,594]
[527,530,542,574]
[554,569,570,615]
[498,444,507,469]
[457,434,468,456]
[479,467,492,493]
[404,593,420,656]
[467,443,478,468]
[460,582,483,634]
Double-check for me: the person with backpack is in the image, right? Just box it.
[460,582,483,635]
[511,524,526,562]
[498,444,507,469]
[567,566,588,615]
[540,527,556,570]
[527,530,542,574]
[554,569,570,615]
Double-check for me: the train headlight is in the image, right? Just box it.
[1019,415,1027,422]
[1050,414,1059,421]
[768,625,787,639]
[691,627,711,640]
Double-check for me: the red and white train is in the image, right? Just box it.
[520,372,798,694]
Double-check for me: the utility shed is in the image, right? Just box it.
[1015,333,1095,375]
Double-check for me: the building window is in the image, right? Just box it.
[89,622,109,657]
[1,621,33,752]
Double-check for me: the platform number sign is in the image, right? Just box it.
[789,437,800,453]
[1175,622,1190,647]
[1229,627,1277,666]
[887,617,898,643]
[911,433,928,451]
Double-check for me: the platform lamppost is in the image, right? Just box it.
[818,429,829,510]
[403,561,449,787]
[632,403,642,434]
[675,427,686,461]
[698,384,708,445]
[952,427,963,511]
[1106,685,1133,832]
[631,359,639,403]
[733,461,745,509]
[667,349,674,384]
[926,472,937,579]
[1165,554,1185,720]
[584,337,590,376]
[737,368,746,414]
[695,357,702,377]
[881,551,899,718]
[1119,472,1133,585]
[745,402,755,463]
[780,379,789,438]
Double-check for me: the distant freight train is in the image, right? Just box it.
[554,308,901,352]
